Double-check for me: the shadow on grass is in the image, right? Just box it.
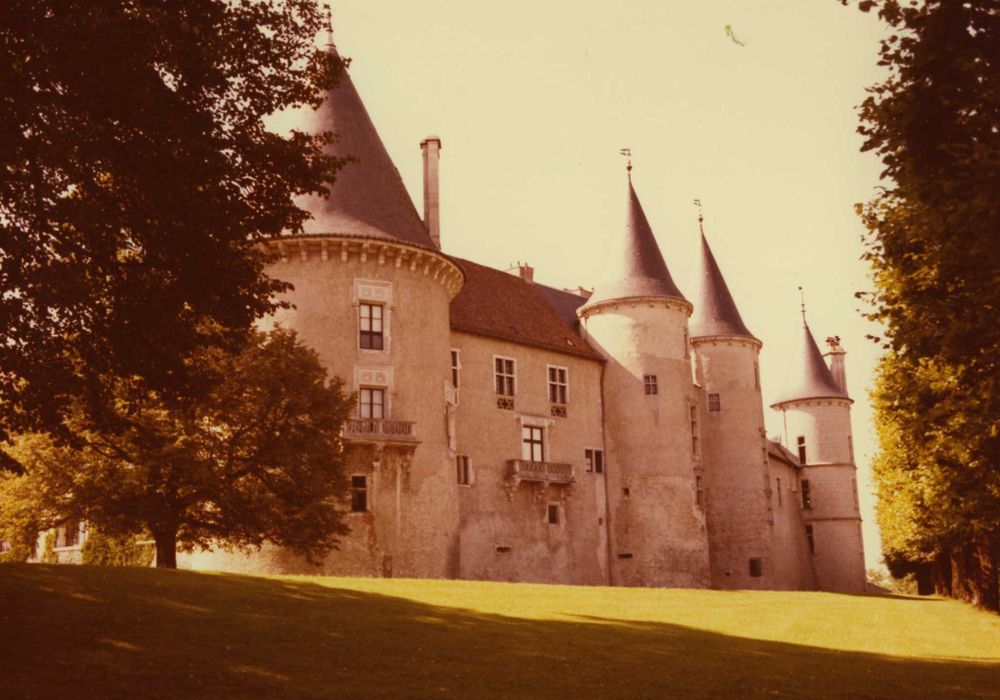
[0,565,996,699]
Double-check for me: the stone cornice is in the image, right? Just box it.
[577,295,693,320]
[770,396,854,410]
[262,234,465,299]
[690,334,762,350]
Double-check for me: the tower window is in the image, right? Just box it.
[450,349,461,389]
[359,387,385,419]
[643,374,658,395]
[521,425,544,462]
[548,365,568,405]
[547,504,560,525]
[359,303,384,350]
[753,361,760,390]
[805,524,815,554]
[801,479,812,510]
[456,455,472,485]
[350,475,368,512]
[695,475,704,508]
[776,477,782,506]
[749,557,763,577]
[708,393,721,412]
[797,436,807,464]
[689,404,700,457]
[585,448,604,474]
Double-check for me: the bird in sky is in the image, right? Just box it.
[725,25,747,47]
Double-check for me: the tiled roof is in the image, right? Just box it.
[295,52,435,249]
[449,258,603,361]
[690,231,757,340]
[537,285,588,332]
[581,176,686,310]
[771,322,851,406]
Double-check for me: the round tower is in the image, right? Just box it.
[689,215,776,590]
[578,168,710,588]
[181,39,463,578]
[770,313,865,593]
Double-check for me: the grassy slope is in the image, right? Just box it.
[1,565,998,699]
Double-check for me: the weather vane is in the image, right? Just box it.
[798,285,807,325]
[619,147,632,173]
[693,198,704,233]
[323,3,334,47]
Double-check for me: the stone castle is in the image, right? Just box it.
[47,38,867,592]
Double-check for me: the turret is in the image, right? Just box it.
[770,305,865,593]
[578,165,710,587]
[689,212,776,589]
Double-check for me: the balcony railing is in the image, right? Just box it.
[343,418,418,444]
[507,459,575,484]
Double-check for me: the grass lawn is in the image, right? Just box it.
[1,565,998,698]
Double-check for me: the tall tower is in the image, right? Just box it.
[689,213,775,589]
[190,35,465,577]
[770,309,865,593]
[578,167,710,587]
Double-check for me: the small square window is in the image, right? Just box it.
[708,393,721,412]
[643,374,658,395]
[359,303,384,350]
[350,475,368,512]
[547,504,560,524]
[456,455,472,485]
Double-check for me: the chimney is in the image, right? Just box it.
[823,335,848,394]
[505,261,534,284]
[420,136,441,249]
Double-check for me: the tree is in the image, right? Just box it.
[0,328,353,568]
[0,1,345,448]
[843,0,1000,610]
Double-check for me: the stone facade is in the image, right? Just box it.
[181,40,866,592]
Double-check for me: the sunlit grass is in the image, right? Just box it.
[1,565,997,699]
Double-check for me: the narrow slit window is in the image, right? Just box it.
[797,436,807,464]
[805,524,815,554]
[350,475,368,512]
[456,455,472,485]
[801,479,812,510]
[450,349,461,389]
[547,504,560,525]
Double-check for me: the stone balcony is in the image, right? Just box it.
[505,459,575,500]
[342,418,418,445]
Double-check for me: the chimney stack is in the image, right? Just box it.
[421,136,441,249]
[823,336,848,395]
[505,261,534,284]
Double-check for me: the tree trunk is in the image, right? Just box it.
[932,550,952,596]
[968,535,999,613]
[153,529,178,569]
[915,564,934,596]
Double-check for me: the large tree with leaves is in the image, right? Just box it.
[0,1,344,448]
[843,0,999,610]
[0,328,353,568]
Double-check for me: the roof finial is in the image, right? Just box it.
[323,3,335,49]
[798,285,808,326]
[693,198,704,235]
[619,147,632,178]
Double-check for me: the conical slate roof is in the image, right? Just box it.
[295,52,434,248]
[771,321,850,406]
[582,176,686,309]
[690,230,756,339]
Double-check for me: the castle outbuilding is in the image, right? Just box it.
[168,37,866,591]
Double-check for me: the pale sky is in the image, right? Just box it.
[320,0,889,568]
